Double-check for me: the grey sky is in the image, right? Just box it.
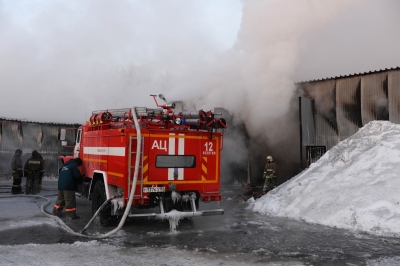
[0,0,398,140]
[294,0,400,82]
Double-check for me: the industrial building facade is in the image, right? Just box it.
[0,119,79,176]
[298,67,400,168]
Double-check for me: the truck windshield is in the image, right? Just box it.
[156,155,196,168]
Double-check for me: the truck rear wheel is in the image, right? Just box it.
[92,180,117,227]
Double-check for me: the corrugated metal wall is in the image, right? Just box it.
[301,80,338,150]
[336,76,362,141]
[300,97,315,146]
[21,123,42,150]
[388,69,400,124]
[298,68,400,167]
[0,119,79,176]
[1,121,22,151]
[361,72,389,125]
[0,121,22,175]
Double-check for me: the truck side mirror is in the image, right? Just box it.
[59,128,66,141]
[61,140,68,147]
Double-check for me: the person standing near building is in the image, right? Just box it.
[52,158,85,220]
[24,150,44,195]
[262,155,277,193]
[37,153,45,193]
[11,149,23,194]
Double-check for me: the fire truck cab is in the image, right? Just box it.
[59,95,226,227]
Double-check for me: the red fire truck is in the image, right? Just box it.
[59,95,226,227]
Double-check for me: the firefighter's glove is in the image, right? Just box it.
[263,172,267,179]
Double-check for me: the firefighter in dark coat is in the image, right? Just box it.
[37,153,45,193]
[24,150,44,195]
[262,155,277,192]
[52,158,84,219]
[11,149,23,194]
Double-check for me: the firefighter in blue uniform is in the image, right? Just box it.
[52,158,85,219]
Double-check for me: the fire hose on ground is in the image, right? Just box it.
[0,106,142,239]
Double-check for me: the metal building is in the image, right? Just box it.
[298,67,400,168]
[0,118,80,176]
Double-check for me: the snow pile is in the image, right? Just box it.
[248,121,400,237]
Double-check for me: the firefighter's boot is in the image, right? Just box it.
[11,178,22,194]
[263,179,269,193]
[66,210,79,220]
[52,205,64,217]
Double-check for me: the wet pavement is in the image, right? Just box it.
[1,178,400,265]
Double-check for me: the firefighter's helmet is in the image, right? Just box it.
[266,156,273,161]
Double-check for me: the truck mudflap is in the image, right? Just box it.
[128,209,224,231]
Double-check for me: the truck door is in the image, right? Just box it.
[74,128,82,159]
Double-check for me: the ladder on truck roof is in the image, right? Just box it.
[92,107,164,120]
[128,135,144,201]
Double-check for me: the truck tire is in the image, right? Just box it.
[92,180,117,227]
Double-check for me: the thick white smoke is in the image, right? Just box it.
[0,0,369,182]
[170,0,361,145]
[0,0,359,145]
[0,0,240,122]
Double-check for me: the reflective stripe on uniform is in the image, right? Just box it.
[54,205,64,210]
[66,208,76,212]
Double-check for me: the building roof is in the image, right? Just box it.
[297,66,400,84]
[0,117,80,126]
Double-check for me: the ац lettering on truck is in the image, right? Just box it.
[59,94,227,228]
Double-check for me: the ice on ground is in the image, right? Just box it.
[248,121,400,237]
[0,241,263,266]
[4,218,57,231]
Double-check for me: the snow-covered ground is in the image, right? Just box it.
[248,121,400,238]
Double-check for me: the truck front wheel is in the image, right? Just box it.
[92,180,117,227]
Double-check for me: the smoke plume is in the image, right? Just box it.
[0,0,360,180]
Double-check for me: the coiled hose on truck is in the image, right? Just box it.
[0,107,141,239]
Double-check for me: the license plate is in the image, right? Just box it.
[143,187,165,193]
